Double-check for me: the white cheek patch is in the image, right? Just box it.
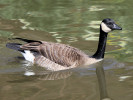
[101,22,111,33]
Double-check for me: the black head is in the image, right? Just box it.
[101,18,122,33]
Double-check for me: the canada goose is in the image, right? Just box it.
[6,18,122,71]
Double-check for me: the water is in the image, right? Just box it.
[0,0,133,100]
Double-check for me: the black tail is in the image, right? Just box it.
[10,38,42,44]
[6,43,22,51]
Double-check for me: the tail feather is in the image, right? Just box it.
[6,43,23,52]
[6,43,36,62]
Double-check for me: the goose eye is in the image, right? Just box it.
[108,22,113,25]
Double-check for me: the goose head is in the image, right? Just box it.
[100,18,122,33]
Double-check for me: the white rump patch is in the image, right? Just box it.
[101,22,111,33]
[21,50,35,63]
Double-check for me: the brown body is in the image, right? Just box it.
[20,41,99,71]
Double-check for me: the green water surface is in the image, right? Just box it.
[0,0,133,100]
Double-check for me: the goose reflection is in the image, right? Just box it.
[96,61,112,100]
[4,56,116,100]
[24,70,72,80]
[23,63,73,80]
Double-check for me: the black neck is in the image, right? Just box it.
[91,26,108,59]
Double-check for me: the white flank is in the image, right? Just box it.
[85,58,103,65]
[101,22,111,33]
[21,50,35,63]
